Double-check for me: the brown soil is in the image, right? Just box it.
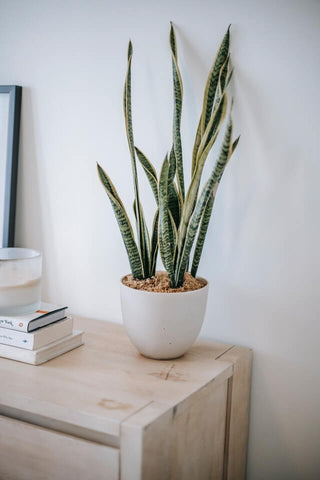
[122,271,207,293]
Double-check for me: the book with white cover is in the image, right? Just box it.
[0,330,84,365]
[0,302,67,332]
[0,317,73,350]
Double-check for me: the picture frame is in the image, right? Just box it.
[0,85,22,247]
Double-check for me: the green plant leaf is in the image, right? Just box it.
[168,184,181,229]
[168,209,178,260]
[191,133,240,278]
[124,41,150,276]
[168,147,176,184]
[200,25,230,136]
[214,54,230,108]
[192,44,231,176]
[190,194,215,277]
[150,209,159,276]
[158,154,175,285]
[198,92,228,161]
[191,116,203,176]
[167,148,181,228]
[124,42,136,163]
[176,112,234,284]
[219,54,230,93]
[170,23,185,201]
[175,177,214,286]
[178,93,228,257]
[232,135,240,154]
[133,199,151,276]
[135,147,159,204]
[97,163,144,279]
[99,27,238,287]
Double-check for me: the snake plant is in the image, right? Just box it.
[98,24,239,287]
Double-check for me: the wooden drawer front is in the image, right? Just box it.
[0,415,119,480]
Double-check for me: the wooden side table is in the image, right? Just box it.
[0,317,252,480]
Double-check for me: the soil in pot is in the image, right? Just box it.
[122,271,206,293]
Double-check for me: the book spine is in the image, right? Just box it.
[0,329,34,349]
[0,319,28,332]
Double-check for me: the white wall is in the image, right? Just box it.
[1,0,319,478]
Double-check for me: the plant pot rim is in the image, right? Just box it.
[120,274,209,296]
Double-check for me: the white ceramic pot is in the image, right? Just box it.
[120,276,209,359]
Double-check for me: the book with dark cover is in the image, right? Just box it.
[0,302,67,332]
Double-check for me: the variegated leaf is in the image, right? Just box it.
[214,54,230,107]
[178,93,227,255]
[168,147,176,184]
[168,209,178,260]
[192,30,231,175]
[191,116,202,176]
[135,147,159,204]
[124,42,136,164]
[158,155,175,285]
[168,148,181,228]
[232,135,240,154]
[176,113,234,285]
[190,194,214,277]
[198,92,228,161]
[124,41,150,276]
[97,163,144,279]
[170,23,185,201]
[191,133,240,277]
[150,209,159,276]
[133,199,151,276]
[200,25,230,135]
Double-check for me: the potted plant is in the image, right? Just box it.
[97,24,239,359]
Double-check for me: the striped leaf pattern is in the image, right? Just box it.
[158,155,175,285]
[198,93,228,163]
[183,51,231,256]
[200,25,230,135]
[97,164,144,279]
[168,210,178,260]
[232,136,240,154]
[192,27,230,175]
[191,116,203,175]
[168,185,181,230]
[189,129,235,279]
[190,194,215,277]
[150,209,159,276]
[175,179,213,285]
[175,113,234,285]
[177,92,227,258]
[168,148,181,228]
[124,42,151,277]
[214,54,230,108]
[135,147,159,204]
[132,199,151,276]
[170,23,185,201]
[98,25,239,288]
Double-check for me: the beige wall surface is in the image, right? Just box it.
[0,1,319,478]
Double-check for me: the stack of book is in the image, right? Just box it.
[0,303,83,365]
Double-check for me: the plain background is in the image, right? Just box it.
[1,0,319,478]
